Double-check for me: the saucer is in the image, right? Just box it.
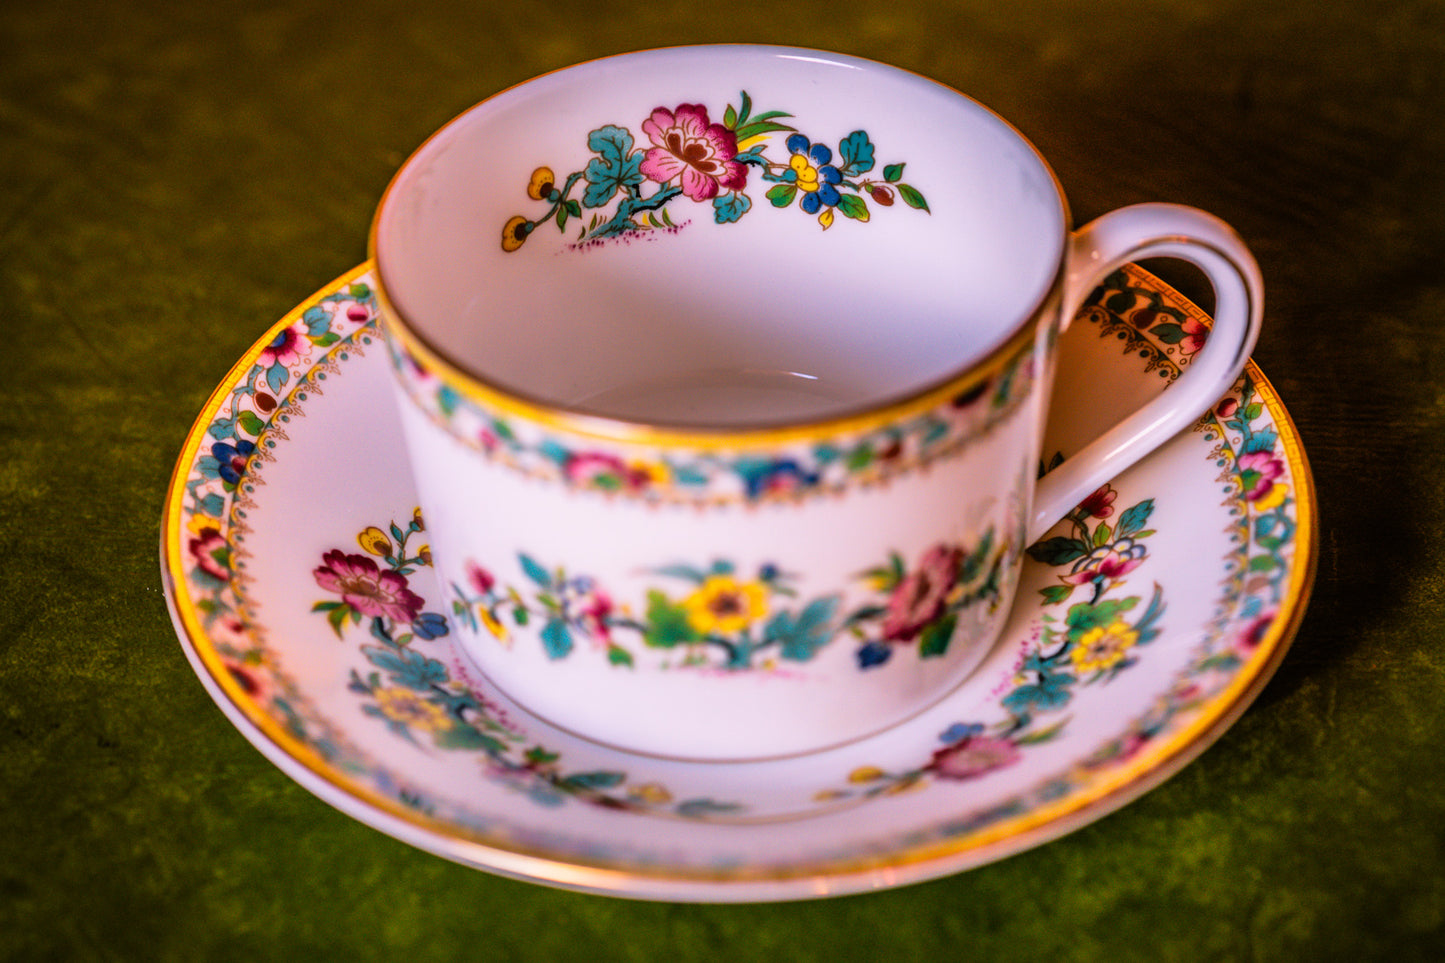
[160,263,1315,902]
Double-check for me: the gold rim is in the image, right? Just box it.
[161,263,1316,896]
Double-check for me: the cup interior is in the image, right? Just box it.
[373,46,1067,428]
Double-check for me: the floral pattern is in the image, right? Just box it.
[321,514,743,818]
[820,498,1165,803]
[386,332,1037,506]
[166,264,1310,885]
[448,529,1005,672]
[501,92,928,250]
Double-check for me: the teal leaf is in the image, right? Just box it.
[562,770,627,791]
[519,553,553,588]
[540,618,573,659]
[1115,499,1155,539]
[838,130,875,176]
[713,190,751,224]
[582,125,643,208]
[264,362,287,395]
[197,493,226,517]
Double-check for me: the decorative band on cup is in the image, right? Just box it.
[381,323,1041,506]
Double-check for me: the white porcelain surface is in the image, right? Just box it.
[370,46,1265,760]
[160,263,1314,901]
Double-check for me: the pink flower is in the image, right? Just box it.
[881,545,963,643]
[928,734,1021,780]
[575,585,615,641]
[466,561,496,596]
[259,323,311,369]
[1237,451,1285,500]
[1062,538,1147,585]
[1237,612,1275,652]
[188,526,229,580]
[1179,317,1208,356]
[1078,484,1118,519]
[638,104,747,201]
[313,549,424,623]
[564,452,650,493]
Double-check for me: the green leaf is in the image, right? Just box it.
[918,613,957,658]
[1093,521,1113,547]
[1149,322,1187,345]
[607,644,635,667]
[1014,716,1070,745]
[326,605,349,639]
[1026,536,1088,566]
[1248,554,1279,572]
[766,183,797,208]
[433,725,505,753]
[896,183,930,212]
[642,590,698,648]
[836,193,870,221]
[883,163,905,183]
[1039,584,1073,605]
[237,410,266,437]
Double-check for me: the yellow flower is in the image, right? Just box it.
[629,783,673,806]
[1254,481,1289,511]
[1071,620,1139,674]
[478,607,509,644]
[790,152,820,192]
[373,687,452,731]
[683,575,768,635]
[357,526,391,556]
[501,216,532,252]
[526,166,555,200]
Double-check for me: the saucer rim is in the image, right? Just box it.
[159,263,1317,900]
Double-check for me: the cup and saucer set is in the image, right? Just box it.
[160,47,1315,902]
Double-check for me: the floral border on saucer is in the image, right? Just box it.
[164,263,1313,891]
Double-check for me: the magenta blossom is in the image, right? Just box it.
[314,549,424,623]
[259,323,311,369]
[881,545,963,643]
[1078,484,1118,519]
[1237,450,1285,500]
[638,104,747,201]
[564,452,651,493]
[928,733,1021,780]
[188,526,229,580]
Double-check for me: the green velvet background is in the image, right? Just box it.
[4,0,1443,959]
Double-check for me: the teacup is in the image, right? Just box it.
[370,45,1261,761]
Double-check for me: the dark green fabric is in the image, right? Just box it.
[4,0,1443,959]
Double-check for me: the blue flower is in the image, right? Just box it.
[785,133,843,213]
[411,611,450,640]
[210,439,256,485]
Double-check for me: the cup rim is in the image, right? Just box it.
[369,43,1072,449]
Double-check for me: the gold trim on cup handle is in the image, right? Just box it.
[1028,202,1265,542]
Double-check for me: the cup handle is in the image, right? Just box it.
[1027,202,1264,543]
